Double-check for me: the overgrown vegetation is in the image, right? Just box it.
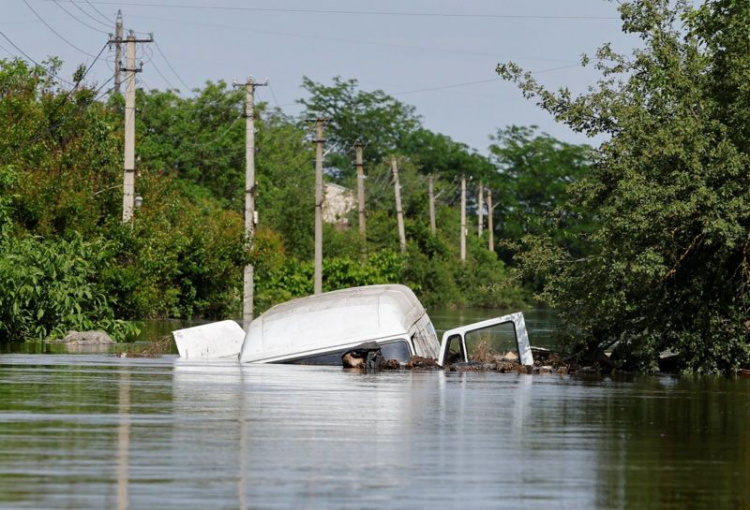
[498,0,750,374]
[0,56,586,346]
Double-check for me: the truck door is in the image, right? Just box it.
[437,312,533,367]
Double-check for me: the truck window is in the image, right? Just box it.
[381,340,411,361]
[465,323,518,360]
[281,339,412,366]
[443,334,466,364]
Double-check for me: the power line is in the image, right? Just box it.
[69,0,113,30]
[14,42,112,152]
[83,0,113,24]
[182,115,243,149]
[52,0,110,34]
[124,13,578,65]
[149,58,177,91]
[153,41,191,91]
[93,74,115,100]
[0,41,13,57]
[78,41,109,81]
[22,0,97,58]
[137,74,153,91]
[0,31,43,67]
[0,30,75,87]
[392,64,581,96]
[267,83,281,109]
[142,46,182,93]
[394,78,503,96]
[49,2,620,21]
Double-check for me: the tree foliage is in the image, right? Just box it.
[488,125,596,265]
[298,76,421,179]
[133,82,245,207]
[0,233,138,342]
[498,0,750,373]
[0,56,591,342]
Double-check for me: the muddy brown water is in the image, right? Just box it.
[0,310,748,509]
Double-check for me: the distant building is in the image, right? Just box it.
[323,183,355,228]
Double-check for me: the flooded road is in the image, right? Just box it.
[0,354,748,509]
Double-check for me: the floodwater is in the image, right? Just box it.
[0,312,748,509]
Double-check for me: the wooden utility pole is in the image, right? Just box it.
[237,77,267,326]
[119,30,152,223]
[460,175,467,263]
[428,175,436,235]
[391,156,406,253]
[487,188,495,252]
[477,181,484,237]
[355,141,366,243]
[112,10,123,94]
[314,119,325,294]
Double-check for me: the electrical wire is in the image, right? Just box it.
[137,74,153,91]
[84,0,114,24]
[0,41,13,57]
[14,42,112,152]
[153,41,191,91]
[0,31,43,68]
[392,64,580,97]
[145,44,183,93]
[50,2,620,21]
[150,58,178,91]
[93,74,115,100]
[0,30,75,87]
[69,0,112,30]
[52,0,110,34]
[77,41,109,83]
[122,13,576,64]
[22,0,97,58]
[180,115,243,149]
[266,83,281,109]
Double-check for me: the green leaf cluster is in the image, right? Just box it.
[0,233,138,342]
[498,0,750,373]
[0,54,594,342]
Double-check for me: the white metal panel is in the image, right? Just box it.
[173,320,245,359]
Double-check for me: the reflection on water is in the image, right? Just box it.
[0,355,748,509]
[116,370,130,510]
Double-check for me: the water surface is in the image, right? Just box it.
[0,354,747,509]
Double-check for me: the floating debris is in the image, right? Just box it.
[120,335,174,358]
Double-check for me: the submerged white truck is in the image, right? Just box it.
[173,284,533,367]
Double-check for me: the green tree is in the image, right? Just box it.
[0,58,122,237]
[498,0,750,373]
[254,108,316,259]
[403,127,495,182]
[298,76,421,180]
[133,82,245,207]
[0,233,138,342]
[488,125,595,265]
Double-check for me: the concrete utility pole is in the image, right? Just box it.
[477,181,484,237]
[355,141,366,244]
[391,156,407,253]
[460,175,467,264]
[428,175,436,235]
[314,119,325,295]
[236,77,267,326]
[114,11,123,93]
[119,30,152,223]
[487,188,495,252]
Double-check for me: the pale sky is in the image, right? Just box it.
[1,0,637,153]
